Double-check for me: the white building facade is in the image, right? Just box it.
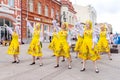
[73,5,97,26]
[60,0,76,28]
[0,0,21,43]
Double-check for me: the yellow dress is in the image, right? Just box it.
[78,29,100,61]
[74,34,83,52]
[7,32,19,55]
[28,30,42,57]
[97,31,110,53]
[55,30,70,58]
[48,32,58,55]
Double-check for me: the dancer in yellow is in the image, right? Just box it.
[74,22,84,58]
[49,28,58,56]
[97,24,112,60]
[5,24,20,63]
[27,21,43,66]
[54,22,72,69]
[79,20,100,73]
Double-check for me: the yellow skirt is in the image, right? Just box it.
[48,38,58,55]
[55,40,70,58]
[97,39,110,53]
[7,40,19,55]
[28,40,42,57]
[74,36,83,52]
[78,39,100,61]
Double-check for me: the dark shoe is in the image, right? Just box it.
[75,56,78,58]
[61,59,65,62]
[40,63,43,66]
[95,68,99,73]
[30,62,35,65]
[109,58,112,60]
[54,64,59,68]
[68,65,72,69]
[52,55,55,57]
[16,60,20,64]
[12,61,16,63]
[80,68,85,71]
[81,61,83,64]
[36,57,39,60]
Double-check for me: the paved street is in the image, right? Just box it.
[0,43,120,80]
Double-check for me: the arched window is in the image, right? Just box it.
[28,0,33,12]
[51,8,54,17]
[0,18,13,41]
[38,2,41,14]
[45,5,48,16]
[8,0,14,7]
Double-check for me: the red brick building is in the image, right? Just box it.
[60,0,76,28]
[21,0,61,43]
[0,0,21,42]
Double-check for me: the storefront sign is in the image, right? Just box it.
[34,17,41,21]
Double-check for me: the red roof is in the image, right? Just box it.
[60,0,76,14]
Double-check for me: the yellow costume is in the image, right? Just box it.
[7,32,19,55]
[28,29,42,57]
[74,34,83,52]
[55,30,70,58]
[97,31,110,53]
[49,32,58,55]
[78,29,100,61]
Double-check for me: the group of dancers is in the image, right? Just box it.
[4,19,112,73]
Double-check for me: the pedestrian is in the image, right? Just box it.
[5,23,20,63]
[27,21,43,66]
[78,20,101,73]
[97,24,112,60]
[54,22,72,69]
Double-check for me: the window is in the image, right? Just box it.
[28,0,33,12]
[45,6,48,16]
[0,19,4,26]
[8,0,14,7]
[56,12,59,20]
[38,2,41,14]
[51,8,54,17]
[0,18,13,41]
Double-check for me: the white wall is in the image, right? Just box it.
[73,5,97,26]
[61,5,76,25]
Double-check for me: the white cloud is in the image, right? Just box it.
[70,0,120,33]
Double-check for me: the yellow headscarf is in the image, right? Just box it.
[34,23,40,30]
[86,20,92,29]
[63,22,68,30]
[101,24,107,31]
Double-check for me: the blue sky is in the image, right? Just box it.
[70,0,120,33]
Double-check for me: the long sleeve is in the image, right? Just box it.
[67,30,71,46]
[27,21,34,34]
[106,33,110,43]
[74,22,84,37]
[92,31,98,44]
[15,26,20,35]
[92,27,100,44]
[52,19,61,32]
[6,26,13,35]
[40,32,44,42]
[79,27,84,37]
[39,24,44,42]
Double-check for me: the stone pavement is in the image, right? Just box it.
[0,43,120,80]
